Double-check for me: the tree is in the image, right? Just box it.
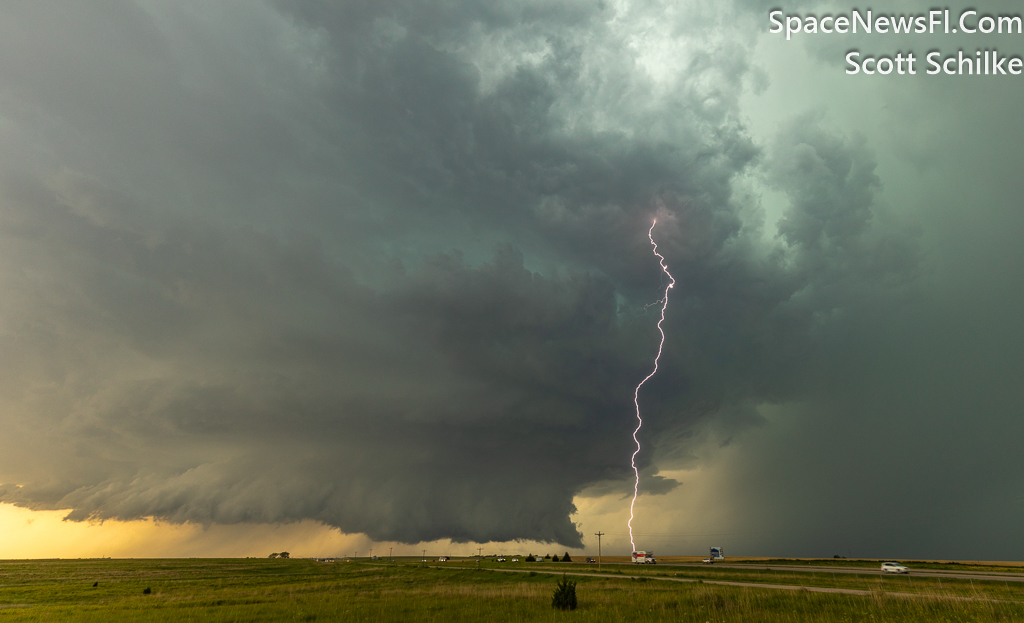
[526,554,536,562]
[562,552,572,563]
[279,552,290,559]
[551,575,577,610]
[268,553,279,558]
[551,554,560,562]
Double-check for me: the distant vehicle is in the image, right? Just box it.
[881,562,909,574]
[438,556,448,562]
[511,558,519,562]
[586,557,596,563]
[631,551,656,564]
[702,558,714,564]
[709,547,724,560]
[496,557,506,562]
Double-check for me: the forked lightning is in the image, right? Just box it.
[628,219,675,551]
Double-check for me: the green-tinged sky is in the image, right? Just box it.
[0,0,1022,560]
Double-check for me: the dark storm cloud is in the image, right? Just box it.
[636,112,919,466]
[0,190,646,546]
[0,0,926,547]
[0,171,649,545]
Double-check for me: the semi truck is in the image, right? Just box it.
[709,547,724,560]
[631,551,656,564]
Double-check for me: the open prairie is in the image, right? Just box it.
[1,557,1023,622]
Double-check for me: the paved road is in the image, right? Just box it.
[660,562,1024,583]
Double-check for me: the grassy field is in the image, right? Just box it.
[460,559,1024,599]
[1,558,1022,622]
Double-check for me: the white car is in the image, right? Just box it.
[496,557,506,562]
[511,558,519,562]
[881,562,908,574]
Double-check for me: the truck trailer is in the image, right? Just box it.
[709,546,724,560]
[631,551,656,564]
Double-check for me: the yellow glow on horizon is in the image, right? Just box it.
[0,503,574,559]
[0,503,368,559]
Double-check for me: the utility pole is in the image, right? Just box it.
[422,549,427,561]
[477,547,483,558]
[390,547,393,563]
[594,532,605,572]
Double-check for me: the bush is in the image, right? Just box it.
[562,552,572,563]
[551,554,560,562]
[526,555,536,562]
[551,575,577,610]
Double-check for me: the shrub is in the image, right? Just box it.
[526,555,536,562]
[142,587,152,595]
[562,552,572,563]
[551,554,560,562]
[551,575,577,610]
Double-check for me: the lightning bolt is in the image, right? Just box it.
[629,218,675,553]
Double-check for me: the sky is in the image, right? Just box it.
[1,0,1022,561]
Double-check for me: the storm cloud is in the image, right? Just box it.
[0,0,1018,557]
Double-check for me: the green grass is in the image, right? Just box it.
[0,558,1022,621]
